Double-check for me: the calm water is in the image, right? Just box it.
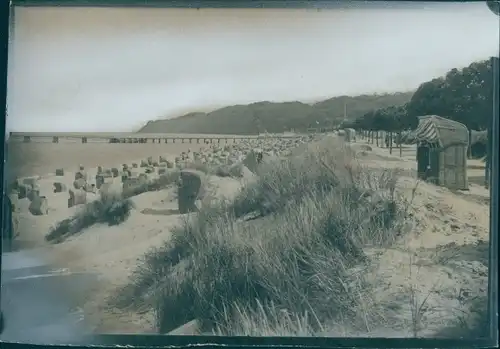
[5,133,299,180]
[5,140,213,180]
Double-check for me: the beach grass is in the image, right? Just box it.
[115,137,415,335]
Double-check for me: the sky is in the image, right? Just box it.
[6,2,499,132]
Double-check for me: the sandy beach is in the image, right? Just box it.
[5,133,491,336]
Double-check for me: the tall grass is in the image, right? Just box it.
[122,170,180,198]
[46,171,181,244]
[115,137,411,335]
[45,190,134,244]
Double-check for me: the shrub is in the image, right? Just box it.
[46,169,182,244]
[45,191,134,244]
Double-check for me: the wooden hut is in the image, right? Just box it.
[411,115,469,190]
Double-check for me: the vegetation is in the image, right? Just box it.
[122,170,180,198]
[138,93,413,135]
[347,57,498,136]
[214,163,245,179]
[140,57,496,154]
[44,163,241,244]
[344,57,497,160]
[46,171,182,244]
[115,137,417,335]
[406,57,496,132]
[45,191,134,244]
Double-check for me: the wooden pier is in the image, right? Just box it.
[9,132,303,144]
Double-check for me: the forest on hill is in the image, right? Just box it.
[347,57,498,134]
[139,57,497,137]
[137,92,413,135]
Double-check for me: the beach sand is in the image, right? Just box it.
[5,135,491,336]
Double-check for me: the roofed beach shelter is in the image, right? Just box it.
[411,115,469,190]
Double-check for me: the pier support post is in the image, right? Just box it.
[82,137,87,143]
[52,136,59,143]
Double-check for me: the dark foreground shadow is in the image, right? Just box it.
[433,296,489,339]
[2,238,40,253]
[1,249,98,344]
[425,240,490,339]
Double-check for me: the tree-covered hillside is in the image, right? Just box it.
[138,92,414,135]
[347,57,498,134]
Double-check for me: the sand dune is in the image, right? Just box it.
[6,132,490,337]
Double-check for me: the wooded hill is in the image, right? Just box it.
[346,57,498,133]
[137,92,413,135]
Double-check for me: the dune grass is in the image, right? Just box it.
[181,160,246,179]
[46,171,181,244]
[213,163,245,178]
[122,170,181,198]
[45,190,134,244]
[114,137,417,335]
[45,160,240,245]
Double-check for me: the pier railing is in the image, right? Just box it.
[9,132,304,144]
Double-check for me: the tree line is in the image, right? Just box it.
[345,56,498,135]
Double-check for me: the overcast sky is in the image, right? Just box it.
[6,2,499,132]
